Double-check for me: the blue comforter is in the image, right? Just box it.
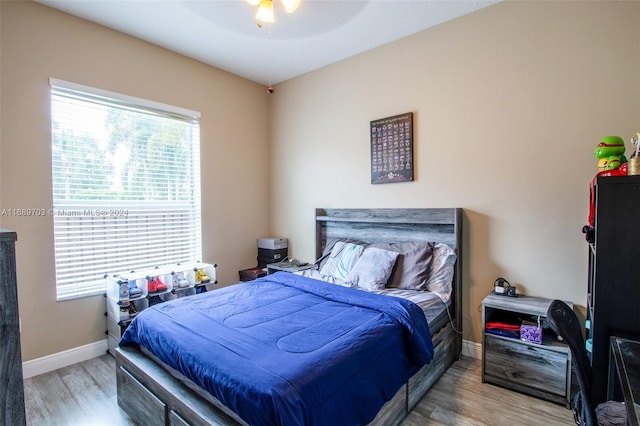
[120,272,433,425]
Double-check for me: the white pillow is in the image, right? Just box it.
[425,243,456,303]
[319,241,364,281]
[346,247,399,291]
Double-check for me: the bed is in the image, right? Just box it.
[115,208,463,426]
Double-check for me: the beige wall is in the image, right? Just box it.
[270,1,640,344]
[2,0,639,361]
[1,1,271,360]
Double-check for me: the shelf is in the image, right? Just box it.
[315,208,458,225]
[315,215,455,225]
[118,294,145,304]
[105,262,217,356]
[173,285,197,292]
[147,288,172,297]
[485,332,569,354]
[482,293,572,317]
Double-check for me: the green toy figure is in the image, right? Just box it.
[594,136,627,172]
[584,136,629,243]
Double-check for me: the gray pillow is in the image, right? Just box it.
[345,247,399,291]
[425,243,456,302]
[371,241,435,290]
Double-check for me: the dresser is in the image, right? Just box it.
[0,229,25,425]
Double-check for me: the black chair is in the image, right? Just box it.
[546,300,627,426]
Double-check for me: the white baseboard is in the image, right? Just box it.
[22,339,108,379]
[462,339,482,359]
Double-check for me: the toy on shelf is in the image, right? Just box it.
[194,268,210,284]
[128,279,142,297]
[594,135,627,175]
[146,275,168,293]
[584,136,629,242]
[172,271,189,288]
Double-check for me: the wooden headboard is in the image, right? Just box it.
[315,208,463,348]
[315,208,461,254]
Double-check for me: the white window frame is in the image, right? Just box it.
[49,78,203,301]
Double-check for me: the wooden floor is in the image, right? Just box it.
[24,355,575,426]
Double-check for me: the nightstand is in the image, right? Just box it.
[238,267,267,282]
[481,292,573,406]
[267,261,314,274]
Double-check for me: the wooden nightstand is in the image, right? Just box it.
[481,292,573,406]
[238,267,267,282]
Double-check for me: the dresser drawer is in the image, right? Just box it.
[117,366,166,426]
[484,334,568,397]
[170,410,190,426]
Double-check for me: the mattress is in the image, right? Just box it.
[297,269,451,334]
[372,288,450,332]
[120,272,434,426]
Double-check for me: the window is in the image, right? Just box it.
[49,79,202,301]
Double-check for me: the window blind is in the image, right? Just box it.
[50,79,202,301]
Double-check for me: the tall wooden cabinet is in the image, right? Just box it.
[587,175,640,405]
[0,229,25,425]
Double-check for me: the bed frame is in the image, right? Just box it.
[115,208,463,426]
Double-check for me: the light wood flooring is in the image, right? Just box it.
[24,355,575,426]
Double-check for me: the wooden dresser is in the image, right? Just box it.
[0,229,25,425]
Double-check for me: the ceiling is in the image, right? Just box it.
[35,0,498,87]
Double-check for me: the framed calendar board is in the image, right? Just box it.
[370,112,414,184]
